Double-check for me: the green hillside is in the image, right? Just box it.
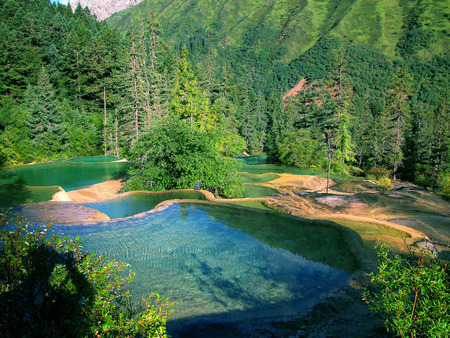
[107,0,449,62]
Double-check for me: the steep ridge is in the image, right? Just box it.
[106,0,449,61]
[70,0,143,21]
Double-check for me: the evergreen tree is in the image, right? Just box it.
[385,67,413,179]
[25,67,66,155]
[170,46,213,130]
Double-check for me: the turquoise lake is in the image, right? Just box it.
[53,203,356,333]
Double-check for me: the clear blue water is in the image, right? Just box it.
[81,191,206,219]
[53,203,354,332]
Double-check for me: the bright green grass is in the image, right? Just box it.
[107,0,448,65]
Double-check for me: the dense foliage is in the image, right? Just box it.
[0,0,448,195]
[364,243,449,337]
[0,211,172,337]
[123,119,244,198]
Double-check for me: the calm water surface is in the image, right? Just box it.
[81,191,206,219]
[53,203,355,332]
[1,159,130,191]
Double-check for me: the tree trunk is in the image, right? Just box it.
[326,134,332,195]
[103,87,107,156]
[133,56,139,141]
[114,116,119,157]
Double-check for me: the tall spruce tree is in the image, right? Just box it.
[26,67,66,154]
[170,46,212,130]
[385,67,413,179]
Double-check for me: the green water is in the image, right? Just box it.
[0,184,60,206]
[235,155,268,165]
[241,164,335,177]
[241,173,279,183]
[65,156,122,163]
[1,158,130,191]
[236,155,351,179]
[81,191,206,219]
[223,200,274,211]
[54,203,355,333]
[243,184,278,198]
[330,219,410,238]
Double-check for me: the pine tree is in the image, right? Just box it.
[26,67,66,155]
[385,67,413,179]
[170,46,213,130]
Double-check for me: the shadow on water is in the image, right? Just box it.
[199,203,362,273]
[167,249,349,337]
[186,253,265,309]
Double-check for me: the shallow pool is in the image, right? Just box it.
[243,184,278,198]
[1,158,130,191]
[81,191,207,219]
[53,203,356,333]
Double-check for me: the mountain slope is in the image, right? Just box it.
[70,0,143,20]
[106,0,449,62]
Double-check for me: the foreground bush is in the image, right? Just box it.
[437,172,450,200]
[364,242,449,337]
[0,212,173,337]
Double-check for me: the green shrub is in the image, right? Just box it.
[366,167,391,180]
[0,211,173,337]
[123,119,244,198]
[437,172,450,200]
[363,242,449,338]
[376,176,393,191]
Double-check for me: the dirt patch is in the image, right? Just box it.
[261,173,450,253]
[267,174,332,192]
[315,195,369,208]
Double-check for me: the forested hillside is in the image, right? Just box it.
[0,0,448,195]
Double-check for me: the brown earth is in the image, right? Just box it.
[65,180,123,202]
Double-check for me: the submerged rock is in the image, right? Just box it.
[12,201,110,224]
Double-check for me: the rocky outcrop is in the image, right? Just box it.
[70,0,143,21]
